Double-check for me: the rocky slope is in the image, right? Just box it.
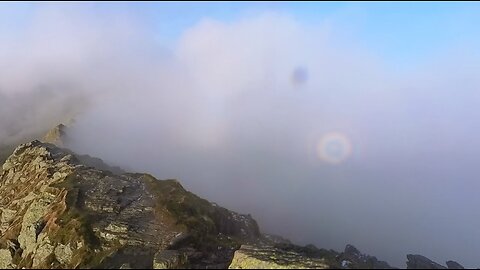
[0,125,471,269]
[228,245,331,269]
[405,255,464,269]
[0,141,260,268]
[42,124,67,147]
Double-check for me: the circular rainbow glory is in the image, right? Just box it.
[317,132,352,164]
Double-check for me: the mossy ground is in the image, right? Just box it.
[141,174,242,250]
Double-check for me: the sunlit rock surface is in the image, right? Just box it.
[42,124,67,147]
[228,245,331,269]
[228,242,398,269]
[0,141,259,268]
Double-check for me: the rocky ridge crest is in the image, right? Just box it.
[0,124,471,269]
[0,140,259,268]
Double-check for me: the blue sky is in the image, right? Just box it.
[1,1,480,68]
[97,2,480,66]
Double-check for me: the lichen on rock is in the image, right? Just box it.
[0,249,13,269]
[228,245,330,269]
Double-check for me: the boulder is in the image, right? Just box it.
[42,124,67,147]
[336,244,395,269]
[406,254,447,269]
[153,250,187,269]
[446,260,464,269]
[228,245,331,269]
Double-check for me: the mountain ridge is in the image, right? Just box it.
[0,140,261,268]
[0,125,469,269]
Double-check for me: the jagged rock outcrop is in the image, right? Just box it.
[153,250,187,269]
[41,124,124,175]
[0,141,260,269]
[228,242,396,269]
[1,123,69,166]
[1,123,68,166]
[336,244,394,269]
[228,244,331,269]
[446,260,464,269]
[406,254,447,269]
[406,255,467,269]
[42,124,67,147]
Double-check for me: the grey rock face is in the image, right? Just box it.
[336,244,395,269]
[42,124,67,147]
[153,250,187,269]
[228,241,399,269]
[406,254,447,269]
[344,244,361,258]
[0,141,260,269]
[446,260,464,269]
[228,244,331,269]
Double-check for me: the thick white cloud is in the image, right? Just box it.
[1,5,480,268]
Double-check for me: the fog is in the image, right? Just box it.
[2,5,480,268]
